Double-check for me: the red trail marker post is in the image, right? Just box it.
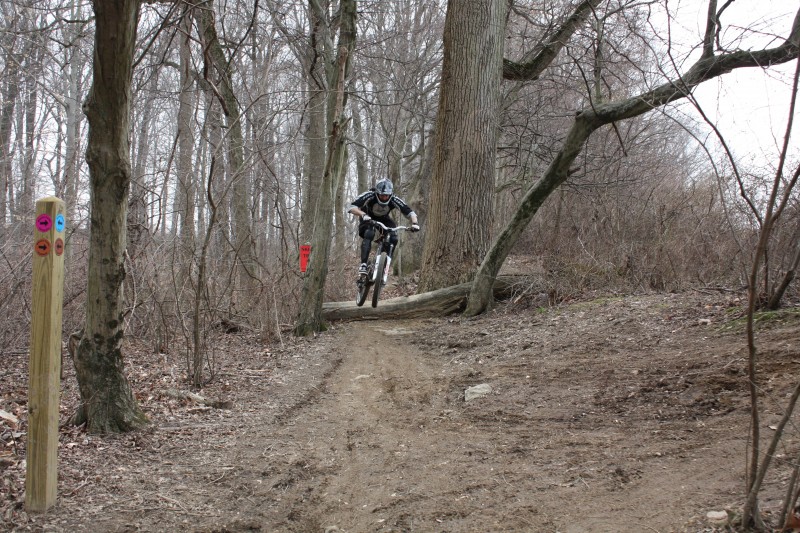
[26,197,66,512]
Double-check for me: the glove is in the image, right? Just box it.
[362,214,371,222]
[410,224,420,232]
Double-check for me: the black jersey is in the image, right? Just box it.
[349,190,416,222]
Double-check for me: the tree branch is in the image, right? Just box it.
[592,33,800,124]
[503,0,604,81]
[465,5,800,317]
[702,0,717,58]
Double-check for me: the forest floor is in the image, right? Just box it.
[3,287,800,532]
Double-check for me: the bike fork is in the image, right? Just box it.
[381,244,396,283]
[382,255,392,283]
[370,244,394,283]
[370,252,382,283]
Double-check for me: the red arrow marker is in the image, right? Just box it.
[35,239,51,256]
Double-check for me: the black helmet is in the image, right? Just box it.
[375,179,394,205]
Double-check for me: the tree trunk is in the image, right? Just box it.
[203,94,227,260]
[350,99,369,193]
[334,143,348,257]
[19,26,43,218]
[177,8,196,252]
[294,0,356,336]
[129,59,160,254]
[74,0,148,433]
[418,0,506,292]
[193,0,256,296]
[0,31,19,230]
[62,4,85,231]
[300,0,330,245]
[193,156,219,388]
[398,127,431,276]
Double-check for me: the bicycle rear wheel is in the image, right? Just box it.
[371,252,388,308]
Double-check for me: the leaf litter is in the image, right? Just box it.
[2,291,799,532]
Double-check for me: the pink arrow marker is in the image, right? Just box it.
[35,214,53,232]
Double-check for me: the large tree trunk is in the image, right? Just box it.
[417,0,506,292]
[74,0,148,433]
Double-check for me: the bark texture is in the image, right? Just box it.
[74,0,147,433]
[417,0,506,292]
[0,28,19,229]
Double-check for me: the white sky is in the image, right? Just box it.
[660,0,799,167]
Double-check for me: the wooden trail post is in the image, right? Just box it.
[26,196,66,512]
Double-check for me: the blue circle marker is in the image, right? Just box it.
[55,214,65,232]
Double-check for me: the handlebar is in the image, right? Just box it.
[369,220,413,233]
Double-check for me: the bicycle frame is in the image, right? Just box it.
[355,220,412,307]
[368,221,408,284]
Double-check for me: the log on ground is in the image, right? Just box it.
[322,275,525,321]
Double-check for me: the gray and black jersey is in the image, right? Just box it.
[349,190,416,225]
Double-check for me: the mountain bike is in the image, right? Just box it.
[356,221,411,308]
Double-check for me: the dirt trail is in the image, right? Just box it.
[246,316,745,533]
[5,293,800,532]
[268,322,456,531]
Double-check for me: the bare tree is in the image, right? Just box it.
[176,6,196,253]
[129,46,163,254]
[17,8,45,218]
[299,0,331,244]
[464,3,800,316]
[73,0,148,433]
[739,59,800,533]
[192,0,258,300]
[294,0,356,336]
[0,3,20,230]
[353,0,443,275]
[60,0,89,228]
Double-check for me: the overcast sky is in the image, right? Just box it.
[660,0,798,167]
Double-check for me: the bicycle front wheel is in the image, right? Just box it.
[371,252,388,308]
[356,267,371,307]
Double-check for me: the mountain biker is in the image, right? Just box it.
[347,179,419,274]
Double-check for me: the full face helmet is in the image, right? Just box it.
[375,179,394,205]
